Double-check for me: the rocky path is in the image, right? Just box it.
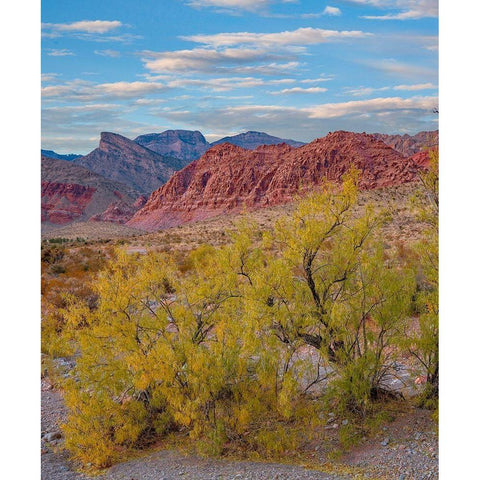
[41,380,437,480]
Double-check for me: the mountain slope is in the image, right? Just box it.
[128,131,427,231]
[42,155,141,226]
[372,130,438,157]
[73,132,182,194]
[134,130,209,163]
[210,131,305,149]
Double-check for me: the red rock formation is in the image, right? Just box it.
[42,182,97,224]
[89,195,148,224]
[42,155,141,226]
[128,131,431,232]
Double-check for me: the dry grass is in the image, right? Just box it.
[41,221,145,241]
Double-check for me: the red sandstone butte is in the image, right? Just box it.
[127,131,431,232]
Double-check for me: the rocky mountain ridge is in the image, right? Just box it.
[73,132,183,194]
[128,131,430,231]
[41,150,82,161]
[372,130,438,157]
[210,131,305,149]
[134,130,209,163]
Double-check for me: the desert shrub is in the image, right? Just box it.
[41,245,65,264]
[50,264,66,274]
[59,171,420,467]
[239,171,415,416]
[60,248,306,466]
[404,150,439,408]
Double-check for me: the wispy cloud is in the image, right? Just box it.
[142,27,371,74]
[181,27,372,48]
[94,49,121,57]
[141,47,295,74]
[347,1,438,20]
[362,58,437,79]
[185,0,294,13]
[270,86,328,95]
[393,82,436,91]
[346,82,436,96]
[41,73,60,83]
[41,19,140,43]
[42,80,171,102]
[42,20,122,35]
[46,49,75,57]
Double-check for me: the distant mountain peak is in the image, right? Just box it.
[73,133,184,194]
[41,149,82,161]
[134,129,209,161]
[211,131,305,149]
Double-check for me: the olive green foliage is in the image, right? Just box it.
[406,150,439,407]
[56,170,435,467]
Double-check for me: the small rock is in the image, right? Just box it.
[325,423,339,430]
[44,431,62,442]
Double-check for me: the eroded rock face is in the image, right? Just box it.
[73,132,182,194]
[128,131,431,232]
[372,131,438,157]
[41,182,97,224]
[41,155,140,226]
[90,195,148,224]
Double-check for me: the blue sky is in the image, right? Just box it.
[41,0,438,153]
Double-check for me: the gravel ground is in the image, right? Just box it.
[41,382,351,480]
[341,409,438,480]
[41,377,437,480]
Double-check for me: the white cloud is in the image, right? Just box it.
[346,86,388,96]
[323,6,342,16]
[393,83,436,91]
[41,73,60,83]
[306,96,437,118]
[347,1,438,20]
[46,49,75,57]
[346,83,436,96]
[300,76,335,83]
[270,87,328,95]
[147,28,371,74]
[185,0,296,12]
[42,80,170,102]
[41,20,138,43]
[187,0,268,9]
[42,20,123,34]
[182,27,372,48]
[141,47,294,74]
